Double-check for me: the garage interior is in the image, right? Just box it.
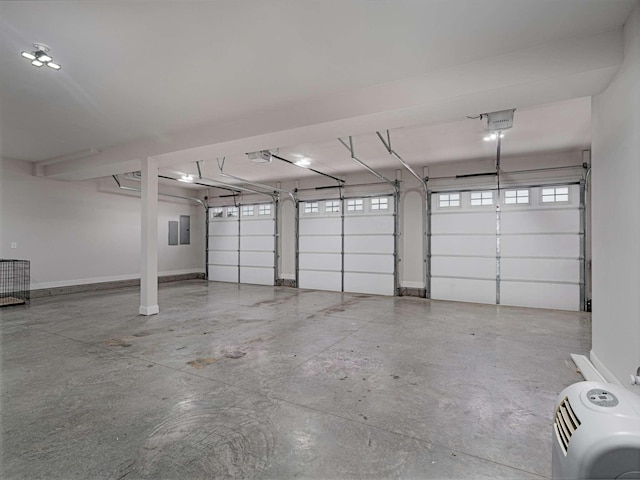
[1,1,639,479]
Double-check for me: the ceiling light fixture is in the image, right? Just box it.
[295,158,311,167]
[21,43,61,70]
[483,132,505,142]
[179,174,194,183]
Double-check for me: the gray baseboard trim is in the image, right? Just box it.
[397,287,427,298]
[31,273,206,298]
[276,279,296,288]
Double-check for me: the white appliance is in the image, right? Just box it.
[552,381,640,479]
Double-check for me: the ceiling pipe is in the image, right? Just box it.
[112,175,207,209]
[337,137,395,187]
[271,154,344,185]
[376,130,427,190]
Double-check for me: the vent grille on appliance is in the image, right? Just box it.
[554,396,581,455]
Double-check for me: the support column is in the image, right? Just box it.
[139,157,159,316]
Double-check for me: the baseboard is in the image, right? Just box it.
[570,354,607,383]
[589,350,624,386]
[31,272,205,298]
[398,287,427,298]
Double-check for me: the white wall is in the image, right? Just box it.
[0,158,205,289]
[591,3,640,390]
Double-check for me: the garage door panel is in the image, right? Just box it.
[344,254,394,274]
[500,282,580,311]
[208,250,238,266]
[240,267,274,286]
[431,256,495,279]
[240,236,273,251]
[299,253,342,271]
[344,215,394,235]
[344,236,394,254]
[431,212,496,234]
[208,236,238,251]
[431,235,495,257]
[208,222,238,236]
[208,203,275,286]
[431,278,496,304]
[299,271,342,292]
[208,265,238,283]
[299,236,342,253]
[299,217,341,235]
[240,251,274,268]
[501,210,580,234]
[241,219,273,235]
[344,273,394,296]
[501,258,580,283]
[501,234,580,258]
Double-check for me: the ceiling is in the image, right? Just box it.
[0,1,635,183]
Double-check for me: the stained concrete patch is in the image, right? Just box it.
[105,337,134,347]
[186,357,217,369]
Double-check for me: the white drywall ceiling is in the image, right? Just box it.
[0,0,634,180]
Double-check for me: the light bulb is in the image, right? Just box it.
[46,62,61,70]
[31,60,44,67]
[21,52,36,60]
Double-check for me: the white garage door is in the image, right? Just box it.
[344,196,395,295]
[208,205,239,283]
[239,203,276,286]
[298,196,397,295]
[298,199,342,292]
[208,203,276,286]
[430,191,497,304]
[500,185,582,310]
[428,184,584,311]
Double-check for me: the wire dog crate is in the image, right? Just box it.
[0,259,30,307]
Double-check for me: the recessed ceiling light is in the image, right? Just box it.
[483,132,505,141]
[295,158,311,167]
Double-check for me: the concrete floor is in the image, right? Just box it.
[0,280,591,479]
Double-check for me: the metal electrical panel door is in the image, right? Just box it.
[430,191,497,304]
[298,199,343,291]
[499,185,582,310]
[239,203,275,286]
[343,196,395,295]
[168,221,179,245]
[179,215,190,245]
[207,206,240,282]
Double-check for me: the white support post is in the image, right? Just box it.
[139,157,159,316]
